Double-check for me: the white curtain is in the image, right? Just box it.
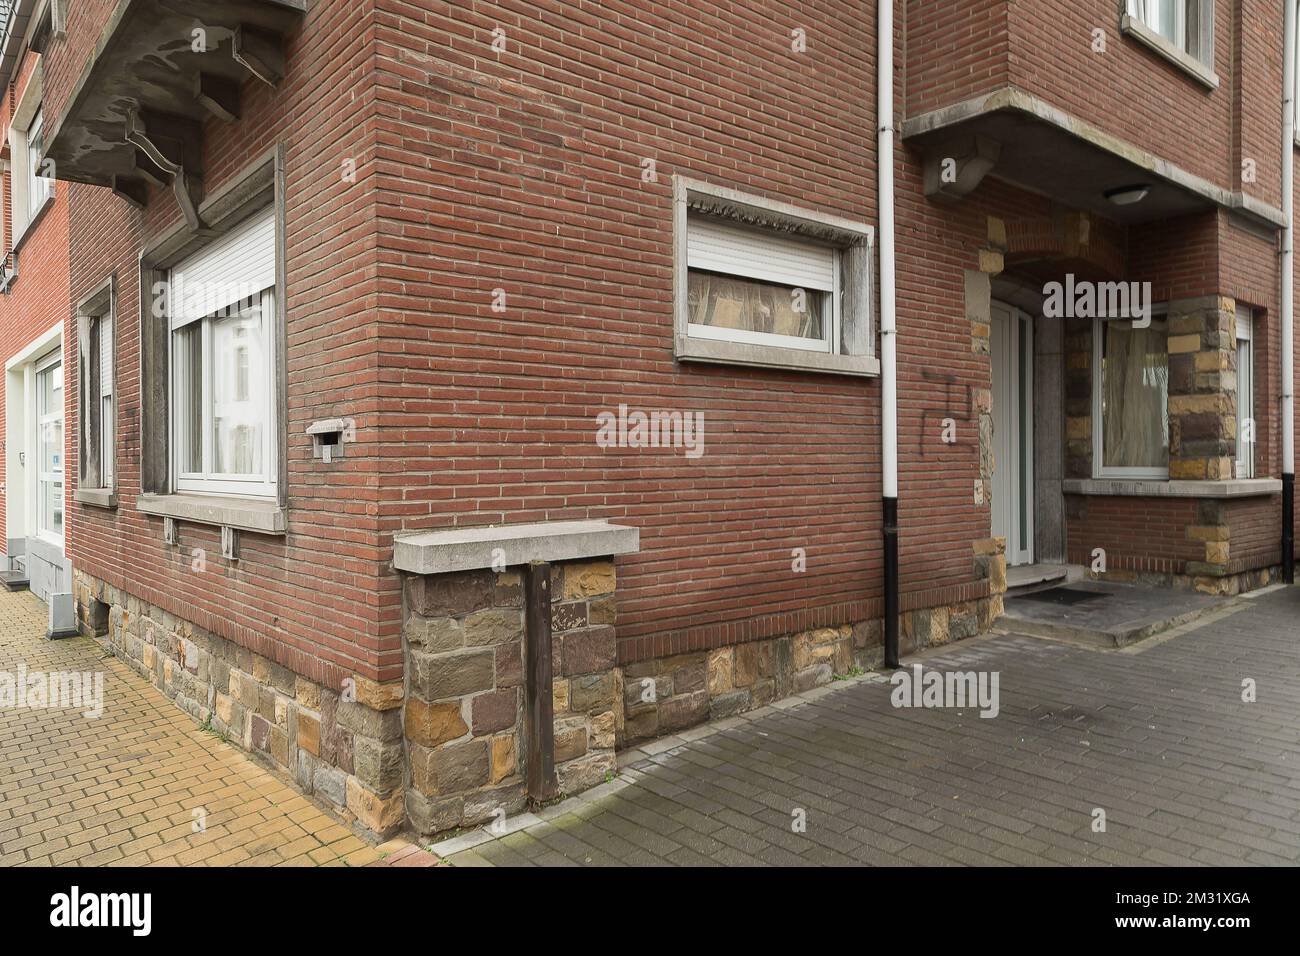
[1103,321,1169,470]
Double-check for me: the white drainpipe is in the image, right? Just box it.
[879,0,900,663]
[1283,0,1295,582]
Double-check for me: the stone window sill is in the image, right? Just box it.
[676,335,880,378]
[75,487,117,509]
[137,493,286,534]
[394,520,640,575]
[1063,478,1281,499]
[1120,15,1219,91]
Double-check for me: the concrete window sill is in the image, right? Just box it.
[1120,15,1219,91]
[394,520,640,575]
[137,493,286,534]
[676,335,880,378]
[74,487,117,509]
[1063,478,1282,499]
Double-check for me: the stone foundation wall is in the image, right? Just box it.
[73,570,407,837]
[400,560,619,837]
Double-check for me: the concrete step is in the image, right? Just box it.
[1,570,30,592]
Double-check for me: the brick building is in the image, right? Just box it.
[0,0,1296,837]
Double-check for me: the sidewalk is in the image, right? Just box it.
[438,585,1300,866]
[0,589,434,867]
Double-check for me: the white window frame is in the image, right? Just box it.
[673,176,877,377]
[1092,310,1171,480]
[170,289,278,500]
[7,67,54,249]
[34,348,64,544]
[76,278,116,497]
[1122,0,1217,88]
[1235,306,1255,479]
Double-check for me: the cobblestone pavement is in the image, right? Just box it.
[0,589,434,867]
[443,586,1300,866]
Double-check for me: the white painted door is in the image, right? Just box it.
[991,302,1034,567]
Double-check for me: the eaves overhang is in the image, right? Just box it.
[0,0,38,90]
[902,86,1285,232]
[43,0,303,228]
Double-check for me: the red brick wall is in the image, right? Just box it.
[50,0,393,684]
[1065,495,1203,574]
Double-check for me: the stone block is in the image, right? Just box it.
[298,712,321,756]
[490,734,517,784]
[403,615,465,653]
[710,689,751,720]
[296,677,321,711]
[559,626,616,677]
[336,700,403,742]
[708,647,733,695]
[463,784,528,827]
[672,655,707,694]
[405,697,469,749]
[406,790,463,836]
[314,765,347,806]
[554,718,589,762]
[406,570,494,617]
[589,595,616,625]
[346,777,405,834]
[561,560,616,599]
[471,688,519,735]
[493,570,524,607]
[495,641,522,689]
[556,751,615,795]
[570,672,617,713]
[434,739,490,794]
[793,663,831,693]
[589,711,615,749]
[552,600,589,632]
[410,648,495,701]
[353,736,404,792]
[659,690,709,733]
[733,642,759,687]
[462,607,524,647]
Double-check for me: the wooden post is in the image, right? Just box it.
[523,561,555,802]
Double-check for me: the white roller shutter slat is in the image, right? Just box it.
[170,205,276,328]
[100,315,113,397]
[1235,307,1252,342]
[687,216,835,291]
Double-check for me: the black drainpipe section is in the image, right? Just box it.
[884,496,900,668]
[1284,474,1295,584]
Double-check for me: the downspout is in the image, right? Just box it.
[879,0,900,666]
[1283,0,1295,584]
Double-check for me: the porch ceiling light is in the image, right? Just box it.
[1104,184,1151,206]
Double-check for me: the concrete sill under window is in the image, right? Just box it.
[137,493,287,535]
[1120,15,1219,91]
[1063,478,1281,499]
[75,488,117,509]
[676,335,880,378]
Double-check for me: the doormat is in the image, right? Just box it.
[1014,586,1107,606]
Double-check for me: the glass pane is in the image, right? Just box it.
[1101,319,1169,471]
[687,270,826,340]
[211,300,266,476]
[41,419,63,474]
[1237,338,1253,476]
[102,395,114,483]
[42,481,63,539]
[38,358,61,417]
[174,324,203,473]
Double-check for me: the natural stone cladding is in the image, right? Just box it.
[73,570,406,837]
[79,550,1005,840]
[400,560,619,837]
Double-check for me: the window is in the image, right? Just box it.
[687,217,837,353]
[1130,0,1187,49]
[35,350,64,541]
[1092,314,1170,479]
[77,279,115,495]
[1235,307,1255,479]
[674,177,875,376]
[26,109,51,223]
[167,205,277,499]
[1123,0,1215,81]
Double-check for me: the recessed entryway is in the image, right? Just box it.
[990,300,1034,566]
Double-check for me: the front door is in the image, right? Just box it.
[990,302,1033,567]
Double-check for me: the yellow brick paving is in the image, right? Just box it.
[0,588,430,867]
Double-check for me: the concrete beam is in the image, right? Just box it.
[394,521,641,575]
[233,25,285,88]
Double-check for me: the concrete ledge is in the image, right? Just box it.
[676,335,880,378]
[74,487,117,509]
[137,493,287,534]
[394,520,640,575]
[1063,478,1282,499]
